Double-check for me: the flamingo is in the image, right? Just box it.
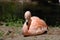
[22,11,48,36]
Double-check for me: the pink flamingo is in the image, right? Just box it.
[22,11,48,36]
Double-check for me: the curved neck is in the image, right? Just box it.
[26,19,31,30]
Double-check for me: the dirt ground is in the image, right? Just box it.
[0,26,60,40]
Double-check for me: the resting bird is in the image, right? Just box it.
[22,11,48,36]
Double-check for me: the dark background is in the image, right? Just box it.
[0,0,60,26]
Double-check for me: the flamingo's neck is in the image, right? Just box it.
[26,19,31,30]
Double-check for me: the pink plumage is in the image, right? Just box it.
[22,11,48,36]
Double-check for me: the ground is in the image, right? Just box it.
[0,26,60,40]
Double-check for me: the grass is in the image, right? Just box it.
[45,38,49,40]
[5,22,21,27]
[5,20,24,27]
[0,31,4,37]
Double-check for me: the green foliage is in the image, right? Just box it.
[0,31,4,37]
[0,2,60,26]
[0,2,24,27]
[5,19,24,27]
[0,2,23,22]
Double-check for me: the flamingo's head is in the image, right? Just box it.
[24,11,31,22]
